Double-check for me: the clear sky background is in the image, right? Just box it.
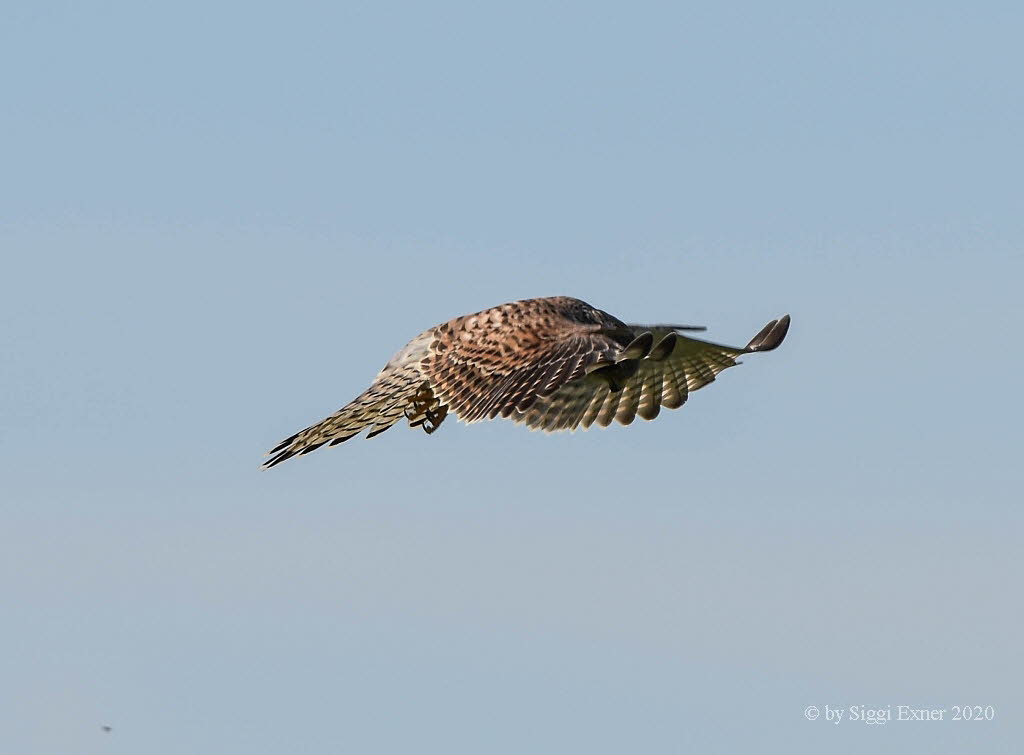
[2,2,1022,753]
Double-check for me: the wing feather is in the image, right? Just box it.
[514,315,790,432]
[263,365,425,468]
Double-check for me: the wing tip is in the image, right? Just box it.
[744,314,791,353]
[261,449,294,469]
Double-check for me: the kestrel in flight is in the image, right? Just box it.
[264,297,790,468]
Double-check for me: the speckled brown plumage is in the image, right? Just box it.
[263,296,790,468]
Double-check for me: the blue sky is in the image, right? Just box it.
[2,2,1021,753]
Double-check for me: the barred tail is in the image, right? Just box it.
[263,368,423,468]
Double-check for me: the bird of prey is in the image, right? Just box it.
[264,296,789,468]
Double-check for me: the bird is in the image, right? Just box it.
[264,296,789,468]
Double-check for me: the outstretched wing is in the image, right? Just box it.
[262,362,427,468]
[514,315,790,431]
